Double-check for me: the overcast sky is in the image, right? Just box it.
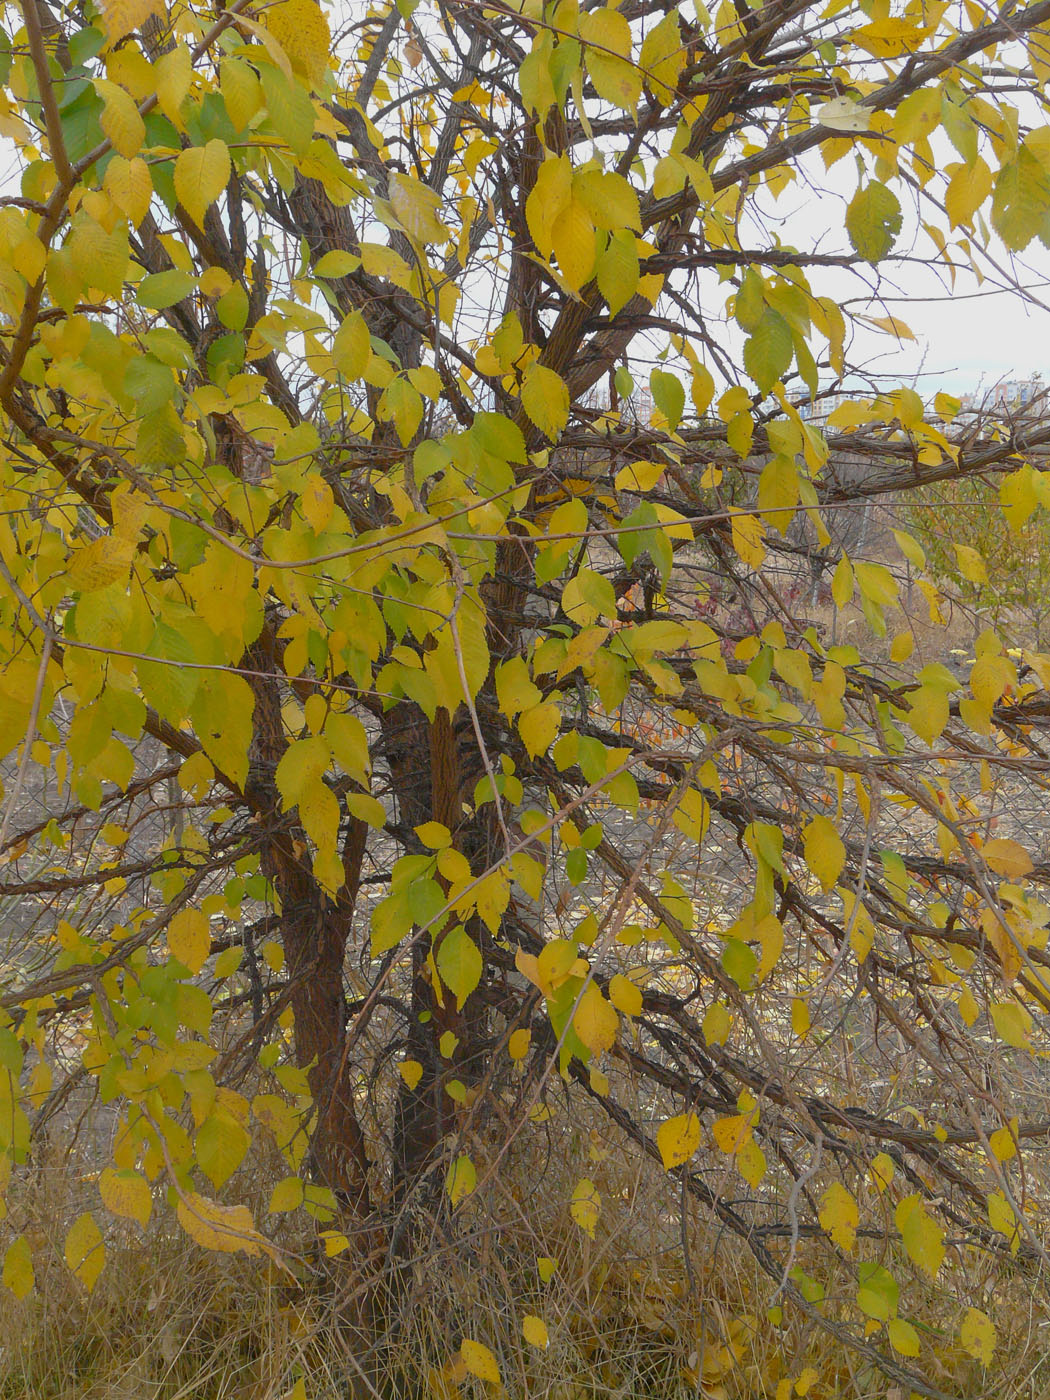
[749,138,1050,400]
[819,237,1050,397]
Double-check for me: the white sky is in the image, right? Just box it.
[818,231,1050,397]
[721,130,1050,400]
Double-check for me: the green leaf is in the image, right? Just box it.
[597,229,640,313]
[473,411,528,464]
[744,309,793,394]
[991,148,1050,251]
[845,181,903,262]
[650,369,685,430]
[856,1261,898,1321]
[196,1112,251,1189]
[259,63,315,155]
[436,924,483,1009]
[137,266,197,313]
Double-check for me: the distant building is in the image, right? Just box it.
[960,372,1047,418]
[794,390,858,424]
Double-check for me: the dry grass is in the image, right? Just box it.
[5,1093,1050,1400]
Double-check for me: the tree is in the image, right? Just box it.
[3,0,1050,1393]
[902,390,1050,646]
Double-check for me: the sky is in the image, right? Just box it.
[718,127,1050,402]
[822,236,1050,398]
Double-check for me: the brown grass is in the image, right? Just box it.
[5,1089,1050,1400]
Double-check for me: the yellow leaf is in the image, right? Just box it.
[712,1113,751,1155]
[174,140,231,228]
[508,1028,531,1061]
[574,168,642,233]
[955,543,988,584]
[105,155,152,226]
[415,821,451,849]
[960,1307,997,1364]
[569,1177,600,1238]
[68,535,134,592]
[907,684,949,746]
[459,1339,501,1386]
[526,154,572,259]
[2,1236,34,1299]
[519,701,561,758]
[321,1230,351,1257]
[791,998,810,1039]
[736,1136,766,1188]
[580,7,642,111]
[96,79,145,158]
[400,1059,424,1089]
[99,1167,151,1227]
[862,313,915,340]
[981,839,1034,878]
[522,1315,549,1348]
[551,195,596,291]
[573,982,619,1055]
[730,510,765,569]
[818,1181,858,1252]
[639,10,686,104]
[326,711,369,783]
[870,1152,895,1192]
[896,1194,944,1279]
[889,630,914,662]
[389,172,448,245]
[990,1000,1031,1048]
[887,1317,920,1357]
[154,45,193,128]
[168,907,211,975]
[521,363,570,440]
[301,474,333,533]
[446,1154,477,1206]
[703,1001,731,1045]
[263,0,332,87]
[65,1213,105,1291]
[989,1121,1018,1161]
[945,156,992,229]
[831,554,853,607]
[99,0,164,40]
[608,973,642,1017]
[176,1192,264,1256]
[269,1175,305,1213]
[657,1112,701,1170]
[803,815,846,892]
[615,461,665,492]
